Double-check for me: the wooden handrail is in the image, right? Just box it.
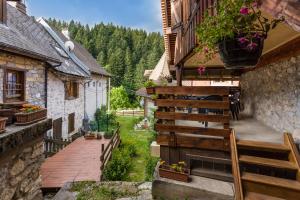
[230,130,244,200]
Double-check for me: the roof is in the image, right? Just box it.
[37,18,90,77]
[52,27,110,77]
[136,87,150,98]
[149,52,170,82]
[0,4,59,63]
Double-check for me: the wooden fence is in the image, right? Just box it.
[100,126,121,175]
[116,110,144,117]
[44,137,71,158]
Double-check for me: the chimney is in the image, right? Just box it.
[8,0,26,15]
[0,0,7,24]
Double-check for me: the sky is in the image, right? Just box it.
[26,0,163,33]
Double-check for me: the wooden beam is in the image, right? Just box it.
[155,111,230,123]
[155,123,231,138]
[154,86,230,96]
[0,0,7,24]
[157,134,230,151]
[176,64,183,86]
[155,99,229,109]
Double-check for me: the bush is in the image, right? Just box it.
[145,155,159,181]
[95,106,118,132]
[102,149,132,181]
[89,121,98,132]
[123,143,137,158]
[110,86,131,110]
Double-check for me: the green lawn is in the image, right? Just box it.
[117,116,155,182]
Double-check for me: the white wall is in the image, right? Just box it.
[85,74,108,121]
[47,72,85,139]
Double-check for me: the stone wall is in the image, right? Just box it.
[240,56,300,134]
[0,119,52,200]
[47,71,84,139]
[0,52,46,106]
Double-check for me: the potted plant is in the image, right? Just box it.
[196,0,284,69]
[0,117,8,134]
[159,161,190,182]
[15,104,47,125]
[104,130,114,139]
[144,80,156,95]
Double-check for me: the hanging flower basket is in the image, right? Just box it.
[218,36,264,69]
[159,163,190,182]
[0,117,8,134]
[15,108,47,126]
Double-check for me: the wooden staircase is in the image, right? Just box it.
[231,131,300,200]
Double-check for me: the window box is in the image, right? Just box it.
[0,117,8,134]
[15,109,47,126]
[159,164,190,182]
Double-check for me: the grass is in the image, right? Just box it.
[117,116,156,182]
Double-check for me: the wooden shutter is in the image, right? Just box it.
[53,117,63,139]
[68,113,75,134]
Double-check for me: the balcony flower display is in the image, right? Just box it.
[196,0,284,69]
[15,104,47,125]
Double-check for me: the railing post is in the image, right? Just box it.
[102,144,104,153]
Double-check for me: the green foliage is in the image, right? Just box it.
[144,80,156,88]
[110,86,131,110]
[145,155,159,181]
[102,148,132,181]
[122,142,138,158]
[47,18,164,103]
[94,106,118,132]
[196,0,284,62]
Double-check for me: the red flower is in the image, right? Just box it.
[247,42,258,50]
[240,7,249,15]
[197,66,206,75]
[238,37,249,44]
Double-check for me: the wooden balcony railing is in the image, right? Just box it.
[174,0,217,66]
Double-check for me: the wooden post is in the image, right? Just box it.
[101,144,104,152]
[176,64,183,86]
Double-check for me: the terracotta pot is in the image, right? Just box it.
[218,36,264,69]
[0,117,8,134]
[146,87,155,95]
[159,165,190,182]
[15,109,47,126]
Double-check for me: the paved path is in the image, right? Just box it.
[41,137,109,189]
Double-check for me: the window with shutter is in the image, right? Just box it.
[53,117,63,139]
[65,81,79,100]
[68,113,75,134]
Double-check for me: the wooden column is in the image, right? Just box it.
[0,0,7,24]
[176,64,183,86]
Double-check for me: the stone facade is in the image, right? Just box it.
[240,56,300,134]
[0,119,52,200]
[85,74,108,120]
[47,71,85,139]
[0,52,46,106]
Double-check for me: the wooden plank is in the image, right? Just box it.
[155,111,230,123]
[230,130,244,200]
[157,134,229,151]
[155,99,229,109]
[155,123,231,137]
[245,192,285,200]
[154,86,230,96]
[237,140,290,153]
[239,155,298,171]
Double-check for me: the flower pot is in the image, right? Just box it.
[15,109,47,126]
[0,108,17,125]
[146,87,155,95]
[0,117,8,134]
[218,37,264,69]
[159,165,190,182]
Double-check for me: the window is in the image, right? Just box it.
[53,117,63,139]
[65,81,79,100]
[93,82,96,87]
[99,82,101,87]
[4,69,25,103]
[68,113,75,134]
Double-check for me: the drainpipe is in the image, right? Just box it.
[44,66,48,108]
[108,77,111,112]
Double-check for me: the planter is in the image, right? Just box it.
[159,165,190,182]
[0,117,8,134]
[218,37,264,69]
[0,108,17,125]
[15,109,47,126]
[146,87,155,95]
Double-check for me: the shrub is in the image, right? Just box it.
[145,155,159,181]
[123,142,137,158]
[95,106,118,132]
[110,86,131,110]
[102,149,132,181]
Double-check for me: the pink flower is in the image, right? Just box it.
[204,47,209,53]
[252,2,258,8]
[247,42,258,50]
[240,7,249,15]
[197,66,206,75]
[238,37,249,44]
[253,32,262,39]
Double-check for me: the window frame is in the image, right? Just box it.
[68,113,75,134]
[65,81,79,100]
[3,68,26,103]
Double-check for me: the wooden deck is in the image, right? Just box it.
[41,137,109,189]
